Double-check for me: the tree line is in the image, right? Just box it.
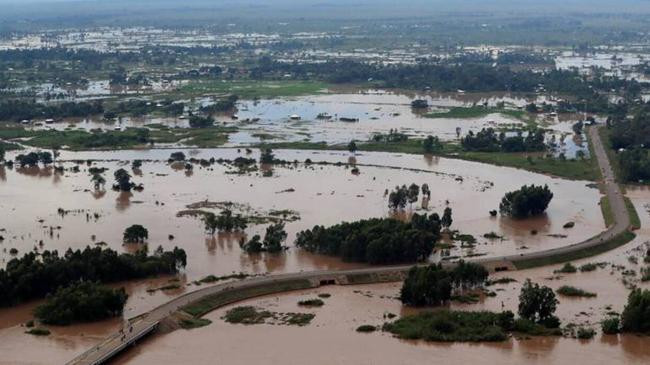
[0,100,104,122]
[0,246,186,307]
[400,262,489,306]
[461,128,546,153]
[295,213,443,264]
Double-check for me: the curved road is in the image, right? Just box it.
[67,125,633,365]
[477,125,631,269]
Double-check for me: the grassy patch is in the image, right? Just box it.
[178,80,330,99]
[297,298,324,307]
[383,310,511,342]
[451,293,481,304]
[222,306,315,326]
[514,231,636,270]
[455,150,599,181]
[179,317,212,329]
[600,196,614,227]
[25,328,50,336]
[554,262,577,273]
[512,318,562,336]
[598,127,623,183]
[146,283,181,293]
[486,277,517,286]
[0,140,21,151]
[579,262,607,272]
[259,138,598,181]
[556,285,597,298]
[194,273,250,285]
[624,197,641,229]
[0,125,235,150]
[424,107,532,124]
[285,313,315,326]
[356,325,377,332]
[182,279,313,317]
[223,306,273,325]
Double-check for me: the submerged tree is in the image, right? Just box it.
[421,183,431,199]
[441,207,453,229]
[400,262,488,306]
[348,140,358,154]
[91,173,106,190]
[388,185,408,210]
[169,151,186,162]
[262,222,288,253]
[518,279,559,325]
[499,184,553,218]
[240,222,287,253]
[407,183,420,207]
[259,148,275,164]
[203,210,247,235]
[621,289,650,333]
[35,281,128,325]
[113,168,133,191]
[123,224,148,243]
[423,135,442,153]
[203,212,219,235]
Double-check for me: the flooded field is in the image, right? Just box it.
[22,90,589,156]
[110,193,650,365]
[0,148,604,360]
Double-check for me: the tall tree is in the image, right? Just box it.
[441,207,453,229]
[518,279,558,324]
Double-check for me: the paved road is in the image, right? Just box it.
[66,266,413,365]
[67,125,633,365]
[479,125,630,268]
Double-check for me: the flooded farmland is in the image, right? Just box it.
[0,147,606,363]
[111,193,650,365]
[24,90,587,152]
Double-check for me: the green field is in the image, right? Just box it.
[625,197,641,229]
[424,107,536,126]
[600,196,614,227]
[261,139,598,181]
[0,125,235,150]
[178,80,331,99]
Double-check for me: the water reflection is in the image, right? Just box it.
[116,191,133,211]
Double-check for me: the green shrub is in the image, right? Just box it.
[554,263,577,273]
[621,289,650,333]
[556,286,597,298]
[383,310,514,342]
[25,328,50,336]
[223,306,272,325]
[601,317,620,334]
[35,281,128,325]
[576,327,596,339]
[356,325,376,332]
[298,299,324,307]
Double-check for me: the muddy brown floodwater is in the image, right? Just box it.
[0,148,604,364]
[114,193,650,365]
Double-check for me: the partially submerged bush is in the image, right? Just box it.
[298,298,324,307]
[556,286,597,298]
[601,317,620,335]
[356,325,377,333]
